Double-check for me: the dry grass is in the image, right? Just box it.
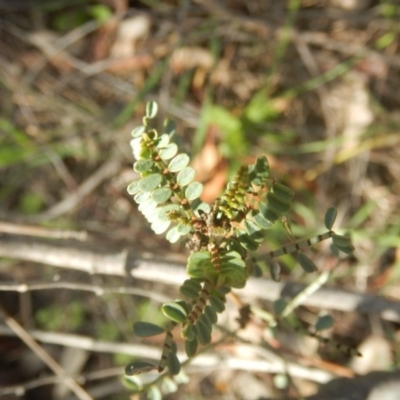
[0,0,400,399]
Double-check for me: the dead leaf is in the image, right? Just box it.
[170,46,213,73]
[191,126,228,203]
[110,14,151,58]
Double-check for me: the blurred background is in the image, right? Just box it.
[0,0,400,399]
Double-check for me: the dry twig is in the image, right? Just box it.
[0,303,93,400]
[1,234,400,323]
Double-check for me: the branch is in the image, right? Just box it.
[0,221,87,240]
[0,324,334,387]
[0,304,93,400]
[0,367,124,397]
[0,281,169,303]
[1,234,400,322]
[31,157,122,221]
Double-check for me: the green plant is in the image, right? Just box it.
[124,101,354,395]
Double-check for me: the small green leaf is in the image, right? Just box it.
[331,243,340,257]
[130,137,142,158]
[267,192,291,214]
[244,219,262,235]
[177,166,196,186]
[209,295,225,313]
[187,251,215,281]
[185,181,203,201]
[252,263,263,278]
[133,321,165,337]
[324,208,337,230]
[146,101,158,119]
[217,286,231,295]
[127,179,141,195]
[272,183,294,201]
[138,174,162,192]
[297,253,317,273]
[166,226,182,243]
[125,360,157,375]
[259,202,280,222]
[185,337,198,357]
[159,143,178,160]
[331,233,352,248]
[161,377,178,394]
[219,260,247,288]
[226,239,247,258]
[151,187,172,204]
[315,314,334,331]
[204,305,218,324]
[138,198,158,216]
[250,156,270,183]
[194,319,212,345]
[176,223,191,235]
[237,232,259,251]
[168,153,190,172]
[167,352,181,375]
[134,159,154,173]
[179,279,202,299]
[138,198,157,219]
[140,205,159,222]
[162,302,187,323]
[193,201,211,215]
[182,324,195,341]
[147,385,162,400]
[273,298,287,316]
[122,375,142,391]
[164,118,176,135]
[131,125,146,138]
[134,191,151,204]
[173,299,191,314]
[199,313,212,331]
[334,244,355,255]
[269,261,281,282]
[151,220,171,234]
[331,234,354,254]
[252,211,273,230]
[157,134,170,148]
[183,279,202,291]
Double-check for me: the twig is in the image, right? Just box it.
[0,367,124,397]
[31,157,121,221]
[1,234,400,322]
[0,324,334,386]
[23,18,108,84]
[0,221,87,240]
[0,304,93,400]
[299,31,400,70]
[0,280,169,303]
[281,270,331,318]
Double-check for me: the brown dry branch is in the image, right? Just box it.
[299,31,400,71]
[0,280,169,303]
[0,367,123,398]
[0,221,87,240]
[0,303,93,400]
[31,156,122,221]
[0,324,335,397]
[1,234,400,323]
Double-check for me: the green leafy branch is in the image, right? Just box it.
[124,101,354,395]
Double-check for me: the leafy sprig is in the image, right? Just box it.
[125,101,354,395]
